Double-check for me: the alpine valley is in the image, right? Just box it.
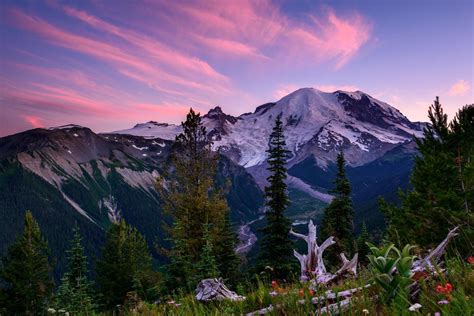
[0,88,425,276]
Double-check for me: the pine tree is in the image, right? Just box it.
[0,211,54,315]
[383,100,473,253]
[320,151,355,264]
[96,219,156,309]
[161,108,239,289]
[256,116,295,279]
[56,226,96,314]
[196,223,220,281]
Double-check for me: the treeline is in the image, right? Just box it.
[0,99,472,314]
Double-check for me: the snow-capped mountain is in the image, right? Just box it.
[114,88,424,170]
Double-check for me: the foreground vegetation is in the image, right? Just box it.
[122,256,474,315]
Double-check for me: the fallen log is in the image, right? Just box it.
[411,226,459,273]
[312,284,371,304]
[245,304,275,316]
[195,278,245,302]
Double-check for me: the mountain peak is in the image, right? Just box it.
[204,106,238,124]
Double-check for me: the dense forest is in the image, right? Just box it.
[1,99,472,315]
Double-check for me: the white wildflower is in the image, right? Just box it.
[408,303,422,311]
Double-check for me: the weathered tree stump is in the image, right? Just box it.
[290,220,358,284]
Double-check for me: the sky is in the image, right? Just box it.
[0,0,472,136]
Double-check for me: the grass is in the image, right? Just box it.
[118,256,473,315]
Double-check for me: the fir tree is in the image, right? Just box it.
[96,220,156,309]
[161,108,239,289]
[0,211,53,315]
[383,100,473,253]
[56,226,96,314]
[256,116,295,279]
[320,151,355,264]
[196,223,220,281]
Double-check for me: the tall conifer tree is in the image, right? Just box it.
[161,108,239,289]
[0,211,53,315]
[256,116,295,279]
[320,152,355,264]
[56,226,96,314]
[96,220,156,309]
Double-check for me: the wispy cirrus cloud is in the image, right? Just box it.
[1,1,373,135]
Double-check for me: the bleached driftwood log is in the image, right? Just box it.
[290,220,358,284]
[411,226,459,273]
[245,304,275,316]
[195,278,245,302]
[312,284,371,305]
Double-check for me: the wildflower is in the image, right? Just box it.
[408,303,422,312]
[269,290,278,297]
[362,309,369,315]
[444,283,453,293]
[47,308,56,314]
[436,285,445,293]
[436,283,454,294]
[309,289,315,296]
[437,300,449,305]
[468,256,474,264]
[271,280,278,289]
[298,289,305,297]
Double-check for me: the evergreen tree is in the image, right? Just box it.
[256,116,295,279]
[160,108,239,289]
[96,220,156,309]
[56,226,96,314]
[0,211,53,315]
[214,211,240,284]
[383,99,473,254]
[320,151,355,264]
[196,223,220,281]
[356,222,370,265]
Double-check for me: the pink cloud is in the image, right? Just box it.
[285,10,372,69]
[449,80,470,96]
[7,9,229,96]
[273,84,299,100]
[23,115,44,128]
[62,6,229,83]
[197,36,269,60]
[149,1,371,69]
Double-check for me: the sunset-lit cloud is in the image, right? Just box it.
[0,0,471,136]
[449,80,470,96]
[23,116,44,128]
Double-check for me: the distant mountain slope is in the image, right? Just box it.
[0,125,263,277]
